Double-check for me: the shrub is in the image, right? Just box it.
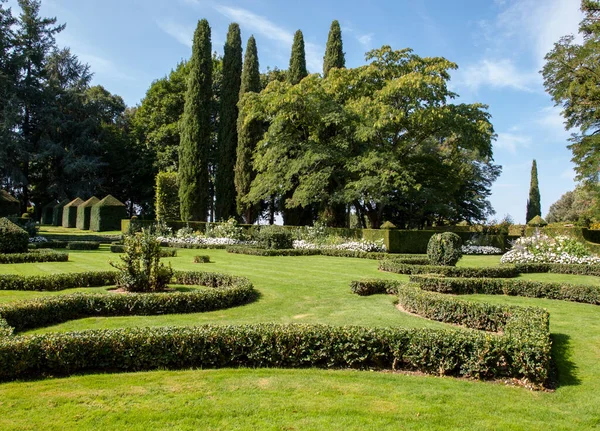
[0,218,28,253]
[51,199,70,226]
[66,241,100,250]
[0,250,68,264]
[0,271,118,291]
[193,255,211,263]
[380,221,396,229]
[160,248,177,258]
[379,260,519,278]
[111,231,173,292]
[76,196,100,230]
[254,225,293,249]
[206,218,245,241]
[0,190,20,218]
[427,232,462,266]
[110,244,125,253]
[155,172,180,221]
[90,195,127,232]
[514,263,600,277]
[41,201,57,225]
[62,198,84,228]
[527,215,548,227]
[6,215,37,237]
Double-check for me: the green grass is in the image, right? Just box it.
[0,250,599,430]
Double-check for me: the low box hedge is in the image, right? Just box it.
[410,275,600,305]
[379,260,520,278]
[0,271,118,291]
[66,241,100,250]
[160,242,229,250]
[350,279,402,296]
[0,218,29,253]
[194,255,211,263]
[110,244,125,253]
[513,263,600,277]
[0,250,68,264]
[28,240,68,249]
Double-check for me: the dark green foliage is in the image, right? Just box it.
[235,36,262,223]
[38,233,120,243]
[0,191,19,217]
[410,275,600,305]
[288,30,308,84]
[66,241,99,250]
[179,19,212,221]
[90,195,127,232]
[0,271,117,291]
[379,260,519,278]
[41,201,57,224]
[254,225,293,249]
[514,262,600,277]
[0,217,28,253]
[155,172,179,221]
[76,196,99,230]
[380,221,396,229]
[193,255,211,263]
[323,20,345,77]
[350,279,402,296]
[227,247,321,256]
[215,23,242,221]
[110,243,124,253]
[427,232,462,266]
[61,197,83,228]
[160,248,177,258]
[8,215,37,237]
[527,215,547,227]
[0,249,68,264]
[526,160,541,223]
[111,231,173,292]
[51,199,69,226]
[386,256,431,265]
[160,242,229,250]
[28,240,67,249]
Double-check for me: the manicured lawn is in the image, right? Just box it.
[0,249,599,430]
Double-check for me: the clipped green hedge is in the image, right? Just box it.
[110,243,125,253]
[0,250,68,264]
[0,218,28,253]
[90,195,127,232]
[40,233,120,244]
[0,271,118,291]
[28,240,67,249]
[0,272,256,333]
[66,241,100,250]
[51,199,70,226]
[160,248,177,258]
[159,242,229,250]
[513,263,600,277]
[350,279,402,296]
[379,260,519,278]
[62,198,84,228]
[76,196,100,230]
[155,172,180,221]
[226,246,396,260]
[410,275,600,305]
[194,255,211,263]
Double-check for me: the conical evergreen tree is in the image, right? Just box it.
[179,19,212,221]
[323,20,345,78]
[526,159,541,223]
[235,35,262,223]
[288,30,307,84]
[215,23,242,221]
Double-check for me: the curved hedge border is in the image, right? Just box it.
[226,246,423,261]
[379,260,519,278]
[0,271,118,291]
[410,275,600,305]
[0,271,256,334]
[66,241,100,250]
[514,263,600,277]
[351,279,551,384]
[0,250,69,264]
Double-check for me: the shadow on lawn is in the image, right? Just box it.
[551,333,581,387]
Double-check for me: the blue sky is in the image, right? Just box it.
[7,0,584,223]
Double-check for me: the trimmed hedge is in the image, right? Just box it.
[40,233,121,244]
[410,275,600,305]
[160,248,177,258]
[350,279,402,296]
[155,172,180,221]
[76,196,100,230]
[0,218,28,253]
[110,243,125,253]
[41,201,58,225]
[90,195,127,232]
[0,271,118,291]
[51,199,70,226]
[226,246,408,260]
[427,232,462,266]
[0,272,256,333]
[0,250,68,264]
[62,198,84,228]
[194,255,211,263]
[513,263,600,277]
[28,240,67,249]
[66,241,100,250]
[160,242,229,250]
[227,247,321,257]
[0,190,20,218]
[379,260,519,278]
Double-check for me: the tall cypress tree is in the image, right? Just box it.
[215,23,242,221]
[288,30,307,84]
[323,20,345,78]
[179,19,212,221]
[526,159,541,223]
[235,35,262,223]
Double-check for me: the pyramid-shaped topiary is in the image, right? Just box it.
[52,199,71,226]
[90,195,127,232]
[62,198,84,228]
[0,217,28,253]
[0,190,20,218]
[76,196,100,230]
[41,200,58,224]
[527,215,548,227]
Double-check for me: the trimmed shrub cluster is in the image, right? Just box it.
[90,195,127,232]
[350,279,402,296]
[159,241,229,250]
[51,199,70,226]
[0,250,68,264]
[29,240,67,249]
[76,196,100,230]
[0,271,118,291]
[160,248,177,258]
[255,225,293,249]
[155,172,180,221]
[514,263,600,277]
[62,198,84,228]
[66,241,100,250]
[410,275,600,305]
[427,232,462,266]
[193,255,211,263]
[0,218,28,253]
[379,260,519,278]
[0,271,256,334]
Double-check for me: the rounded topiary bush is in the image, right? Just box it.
[255,225,293,249]
[427,232,463,266]
[0,217,29,253]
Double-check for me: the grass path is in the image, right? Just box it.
[0,250,598,429]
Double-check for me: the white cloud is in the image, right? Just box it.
[495,132,532,153]
[536,106,569,137]
[213,5,323,73]
[157,19,194,48]
[456,58,539,92]
[356,32,374,48]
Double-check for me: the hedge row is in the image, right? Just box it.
[0,271,118,291]
[379,260,520,278]
[0,322,548,383]
[110,244,177,257]
[513,263,600,277]
[226,246,420,260]
[66,241,100,250]
[0,250,69,264]
[29,240,67,249]
[350,279,551,383]
[410,275,600,305]
[39,234,121,244]
[227,247,321,257]
[0,272,256,333]
[160,242,229,250]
